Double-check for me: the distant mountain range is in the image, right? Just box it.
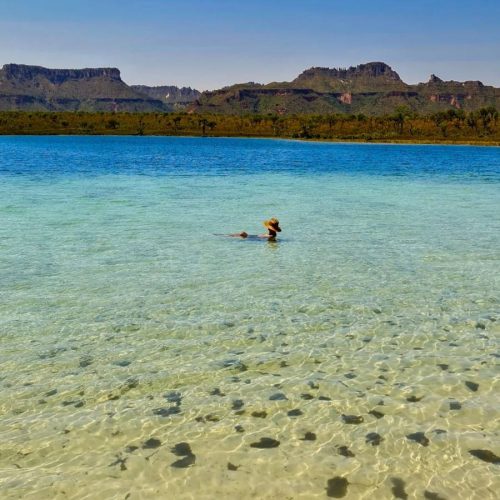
[130,85,200,108]
[0,64,165,112]
[192,62,499,115]
[0,62,498,115]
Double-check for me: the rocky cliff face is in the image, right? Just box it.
[2,64,122,83]
[0,64,166,112]
[131,85,200,108]
[1,62,498,115]
[292,62,406,92]
[192,62,500,116]
[295,62,402,83]
[415,76,495,110]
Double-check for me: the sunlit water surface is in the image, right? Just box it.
[0,137,499,499]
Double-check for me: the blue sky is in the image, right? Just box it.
[0,0,498,90]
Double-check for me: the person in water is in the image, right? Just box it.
[229,217,282,240]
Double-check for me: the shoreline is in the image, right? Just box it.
[1,132,499,147]
[2,110,498,146]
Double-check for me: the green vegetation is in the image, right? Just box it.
[2,63,499,117]
[0,108,498,145]
[192,64,500,117]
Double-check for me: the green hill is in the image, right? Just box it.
[191,62,500,116]
[0,64,166,112]
[1,62,498,116]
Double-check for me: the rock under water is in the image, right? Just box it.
[326,477,349,498]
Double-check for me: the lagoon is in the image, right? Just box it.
[1,137,499,499]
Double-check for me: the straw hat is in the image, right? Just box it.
[263,217,282,232]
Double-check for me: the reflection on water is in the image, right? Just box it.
[0,137,499,499]
[265,239,280,250]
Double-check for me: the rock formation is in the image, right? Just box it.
[0,62,498,115]
[192,62,499,115]
[131,85,200,108]
[0,64,166,112]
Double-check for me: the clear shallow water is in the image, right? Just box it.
[0,137,499,499]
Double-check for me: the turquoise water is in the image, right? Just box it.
[1,137,499,499]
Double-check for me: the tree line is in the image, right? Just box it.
[0,107,498,144]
